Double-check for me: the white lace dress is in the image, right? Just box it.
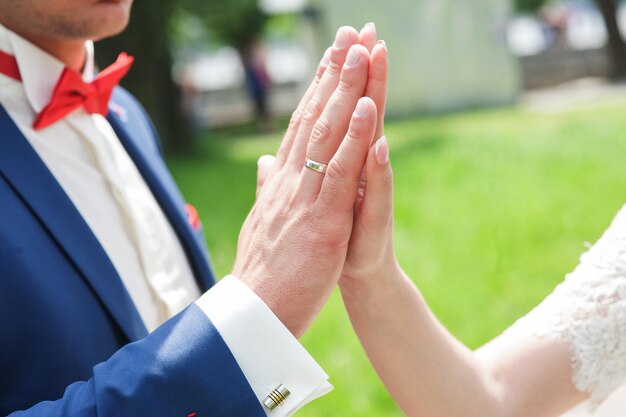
[509,205,626,417]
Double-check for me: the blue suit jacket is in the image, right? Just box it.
[0,88,265,416]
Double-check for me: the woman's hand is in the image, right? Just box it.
[339,25,398,287]
[340,133,397,285]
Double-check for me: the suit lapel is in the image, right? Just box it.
[0,105,148,342]
[107,90,216,292]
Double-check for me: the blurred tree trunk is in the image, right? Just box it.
[595,0,626,79]
[96,0,192,153]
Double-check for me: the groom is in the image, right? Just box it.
[0,0,384,416]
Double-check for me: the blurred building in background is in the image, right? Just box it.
[312,0,519,117]
[174,0,626,129]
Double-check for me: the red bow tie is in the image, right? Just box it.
[0,50,133,130]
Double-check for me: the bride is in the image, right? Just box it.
[338,45,626,417]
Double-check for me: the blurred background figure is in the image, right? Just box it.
[242,40,273,131]
[539,4,572,50]
[168,0,313,132]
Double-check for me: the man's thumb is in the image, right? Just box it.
[256,155,276,198]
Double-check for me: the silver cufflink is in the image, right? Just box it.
[263,384,290,410]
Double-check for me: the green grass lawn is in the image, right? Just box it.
[167,101,626,416]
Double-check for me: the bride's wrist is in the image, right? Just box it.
[339,257,406,297]
[340,269,409,315]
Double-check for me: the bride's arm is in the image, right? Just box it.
[340,141,591,417]
[341,266,586,417]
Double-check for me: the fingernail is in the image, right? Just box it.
[375,136,389,165]
[334,27,351,49]
[345,46,361,67]
[355,98,371,117]
[377,39,387,52]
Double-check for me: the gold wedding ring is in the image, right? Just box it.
[304,158,327,174]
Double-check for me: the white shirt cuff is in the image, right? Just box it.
[195,275,333,416]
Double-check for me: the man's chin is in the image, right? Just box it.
[91,22,129,42]
[90,1,132,41]
[96,0,133,7]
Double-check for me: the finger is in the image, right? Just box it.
[365,40,388,142]
[275,47,331,168]
[359,22,378,52]
[256,154,276,199]
[356,136,393,233]
[316,97,377,214]
[357,170,366,203]
[286,26,360,170]
[299,44,371,196]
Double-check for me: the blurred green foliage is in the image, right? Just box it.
[98,0,193,151]
[181,0,268,51]
[168,100,626,415]
[100,0,274,152]
[515,0,549,12]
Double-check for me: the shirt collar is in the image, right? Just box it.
[0,24,95,113]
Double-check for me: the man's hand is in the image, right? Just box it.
[232,26,379,338]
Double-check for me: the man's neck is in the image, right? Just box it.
[30,36,86,72]
[1,23,86,71]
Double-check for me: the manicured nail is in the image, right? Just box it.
[334,27,352,49]
[355,98,371,117]
[377,39,387,52]
[345,45,361,67]
[375,136,389,165]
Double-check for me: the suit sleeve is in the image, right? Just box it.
[8,303,266,417]
[196,277,333,417]
[8,277,332,417]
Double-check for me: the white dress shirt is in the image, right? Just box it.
[0,24,331,416]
